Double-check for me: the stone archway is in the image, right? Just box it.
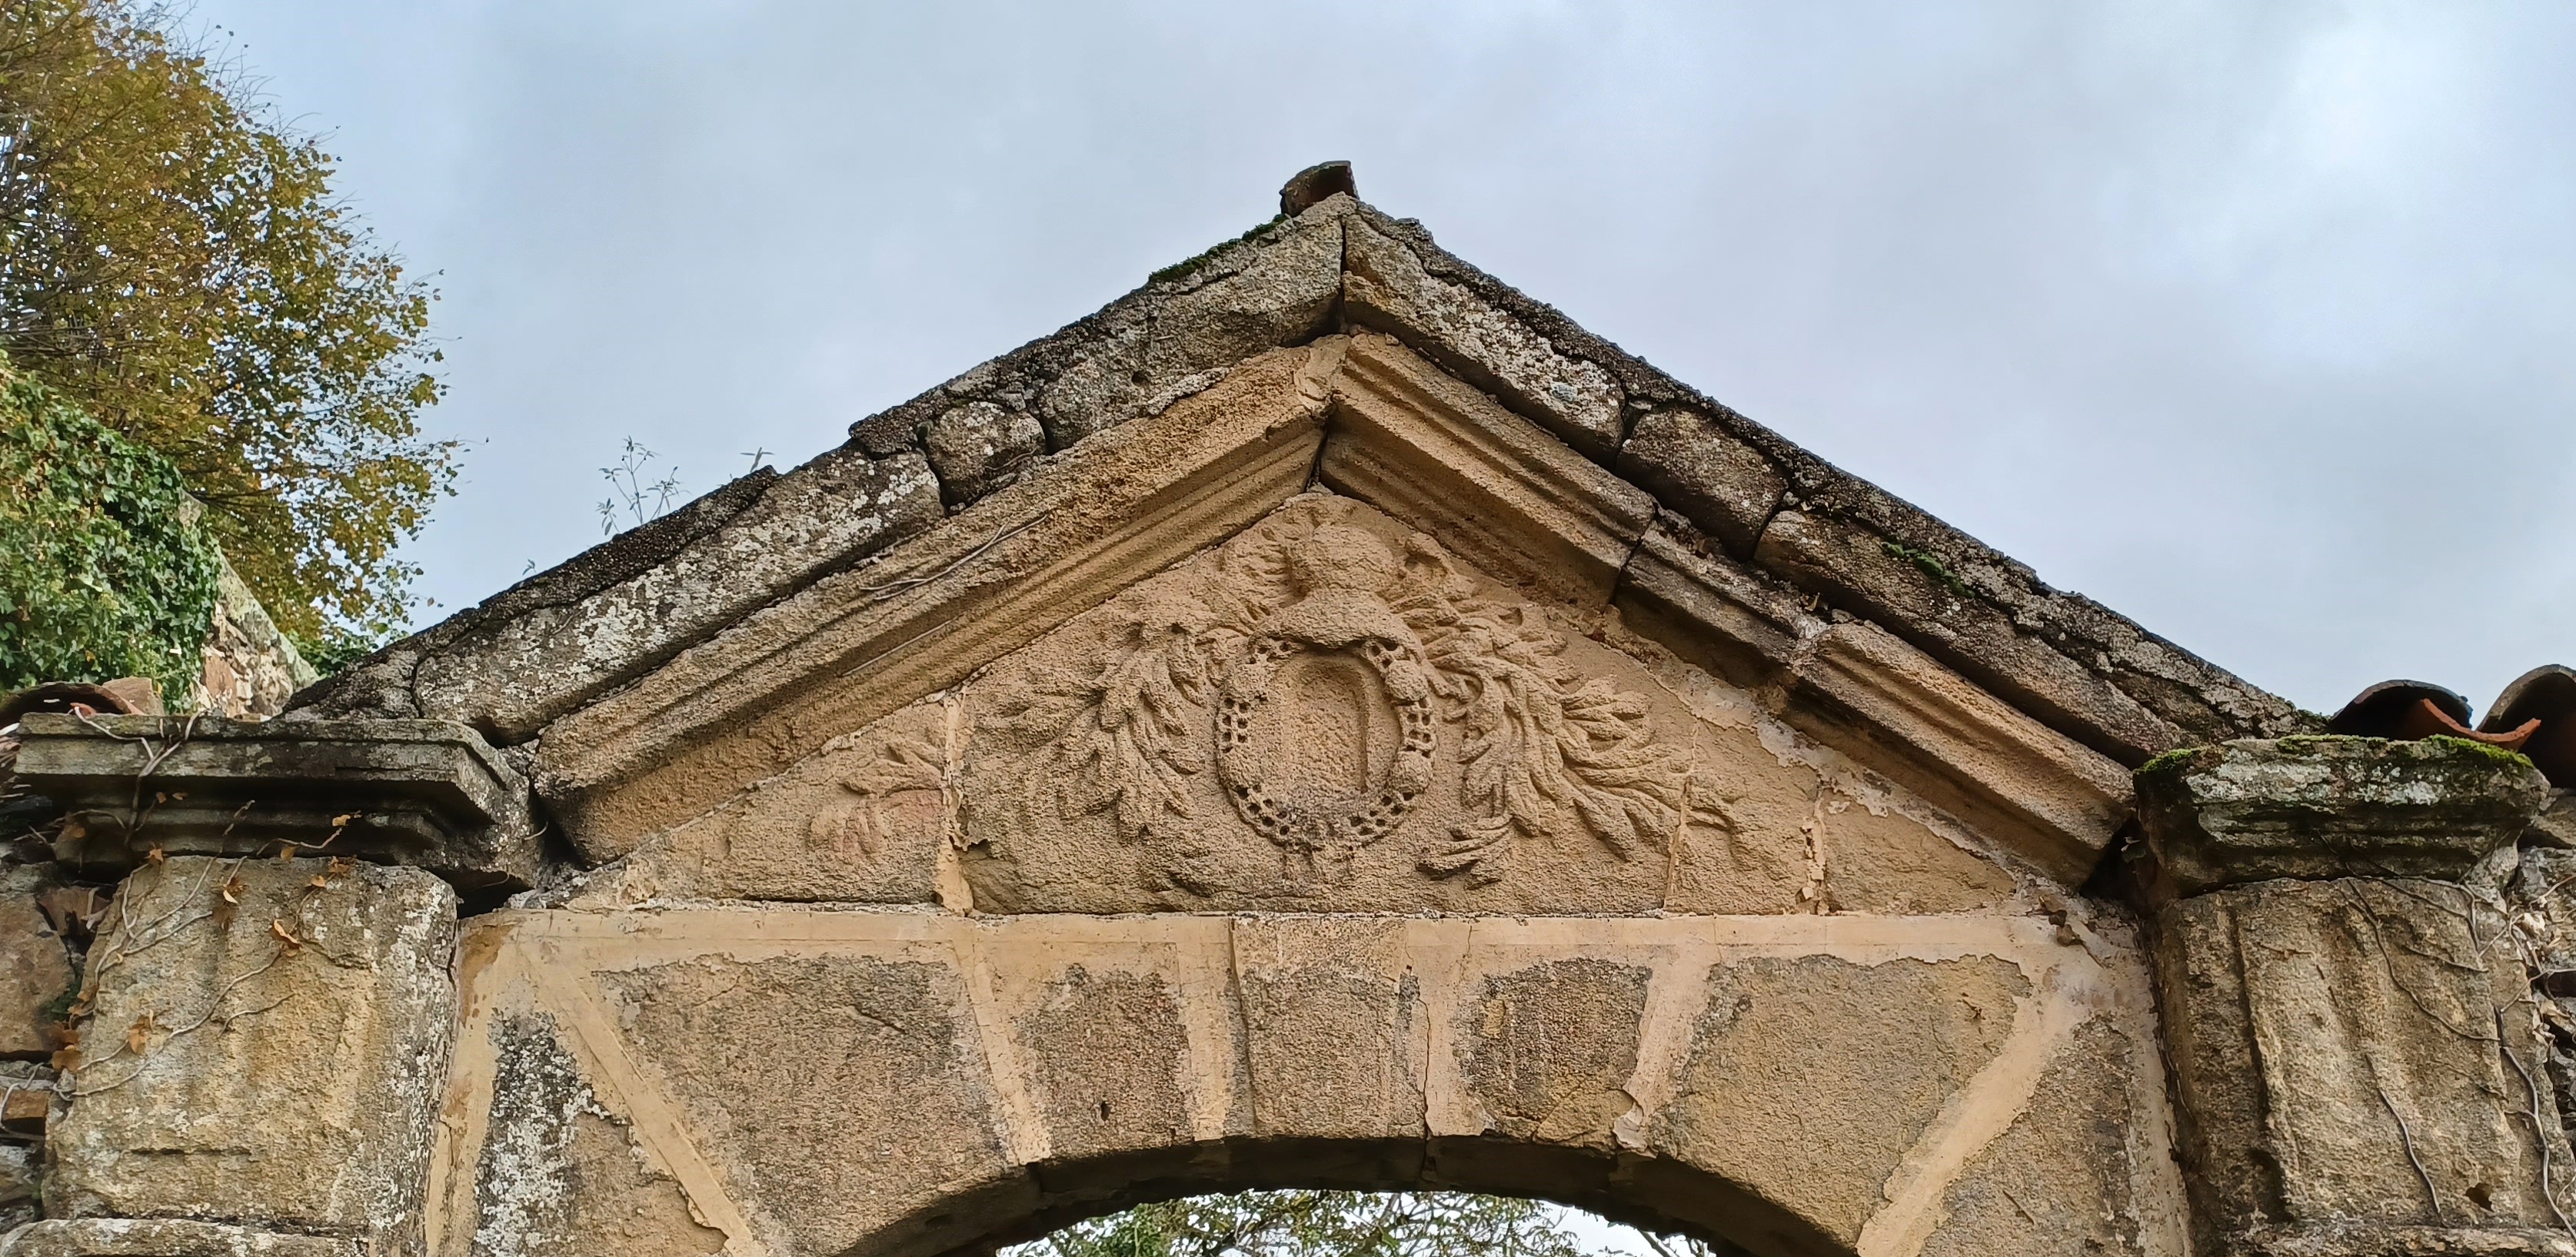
[430,906,2173,1257]
[10,176,2574,1257]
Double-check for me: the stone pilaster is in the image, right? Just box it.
[2138,736,2576,1256]
[1,715,521,1257]
[38,858,456,1257]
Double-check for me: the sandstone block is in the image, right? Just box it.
[1231,918,1425,1141]
[1647,954,2028,1246]
[2139,737,2551,894]
[594,955,1020,1257]
[45,858,455,1251]
[1755,507,2184,761]
[408,445,943,741]
[469,1015,724,1257]
[1818,793,2016,915]
[1614,407,1785,558]
[1456,957,1650,1149]
[1915,1019,2152,1257]
[1010,965,1196,1162]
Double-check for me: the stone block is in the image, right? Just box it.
[1009,964,1196,1162]
[0,889,74,1058]
[1755,507,2185,762]
[0,1142,34,1232]
[1343,217,1625,460]
[2139,737,2551,894]
[0,1219,360,1257]
[924,401,1046,505]
[1818,793,2017,915]
[1614,407,1785,558]
[1455,957,1651,1149]
[17,714,537,893]
[407,446,943,742]
[1231,918,1425,1141]
[1647,953,2029,1246]
[1915,1019,2153,1257]
[2156,878,2569,1242]
[594,954,1020,1257]
[469,1015,724,1257]
[45,858,455,1252]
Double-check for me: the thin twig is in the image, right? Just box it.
[2374,1067,2445,1224]
[2496,1008,2576,1238]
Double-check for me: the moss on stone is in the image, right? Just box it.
[2136,747,2209,777]
[2421,733,2539,770]
[1881,540,1975,599]
[1147,214,1288,288]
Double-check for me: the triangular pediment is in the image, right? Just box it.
[293,186,2311,905]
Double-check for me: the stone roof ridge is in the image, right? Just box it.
[290,173,2314,766]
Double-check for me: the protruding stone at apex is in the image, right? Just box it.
[2136,735,2551,895]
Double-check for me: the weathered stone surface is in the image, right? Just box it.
[1758,507,2191,761]
[2531,791,2576,848]
[1458,958,1649,1148]
[591,697,953,906]
[290,468,780,720]
[596,955,1018,1257]
[425,909,2160,1257]
[1915,1019,2150,1256]
[2232,1222,2576,1255]
[1011,966,1195,1162]
[951,494,1702,916]
[1322,332,1656,605]
[924,400,1046,504]
[2156,878,2570,1244]
[195,556,318,720]
[410,446,942,742]
[1649,954,2029,1245]
[1343,216,1625,460]
[1614,408,1785,559]
[0,1219,361,1257]
[1233,918,1423,1141]
[1661,719,1819,916]
[0,890,73,1057]
[16,714,538,893]
[469,1016,723,1257]
[1819,792,2017,914]
[47,858,455,1251]
[2139,737,2551,894]
[533,344,1336,853]
[0,1142,35,1232]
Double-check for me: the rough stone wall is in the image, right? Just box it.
[192,557,318,720]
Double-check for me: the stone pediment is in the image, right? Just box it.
[289,182,2311,903]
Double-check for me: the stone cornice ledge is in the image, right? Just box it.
[11,713,538,893]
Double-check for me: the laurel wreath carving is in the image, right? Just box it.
[1005,505,1707,886]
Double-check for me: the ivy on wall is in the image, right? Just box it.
[0,358,219,700]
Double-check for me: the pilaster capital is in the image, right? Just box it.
[8,713,538,893]
[2136,735,2550,896]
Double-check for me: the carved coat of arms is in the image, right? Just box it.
[971,497,1720,898]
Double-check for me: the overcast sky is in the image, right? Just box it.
[190,1,2574,718]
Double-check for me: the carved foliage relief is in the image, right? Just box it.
[601,494,2022,915]
[958,496,1733,911]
